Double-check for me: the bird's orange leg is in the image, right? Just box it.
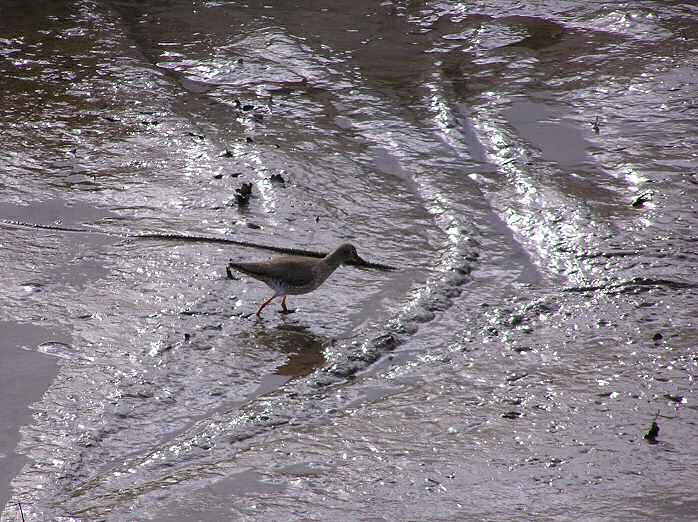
[256,296,275,317]
[279,295,295,314]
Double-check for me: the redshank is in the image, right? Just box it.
[227,243,364,317]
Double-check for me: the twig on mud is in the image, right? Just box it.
[591,115,601,134]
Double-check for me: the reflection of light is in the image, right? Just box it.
[624,169,646,187]
[148,342,160,357]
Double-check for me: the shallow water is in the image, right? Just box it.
[1,1,697,520]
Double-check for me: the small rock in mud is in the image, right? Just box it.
[484,326,499,337]
[193,437,214,450]
[631,191,653,208]
[644,420,660,443]
[213,173,223,179]
[219,149,234,158]
[234,182,253,205]
[269,173,286,184]
[506,372,528,383]
[329,360,364,379]
[187,131,205,140]
[246,222,262,230]
[512,345,532,353]
[371,332,401,352]
[502,411,522,419]
[313,374,342,387]
[246,136,254,143]
[226,265,240,280]
[664,394,685,404]
[242,104,254,111]
[76,432,98,447]
[653,332,663,342]
[410,307,435,323]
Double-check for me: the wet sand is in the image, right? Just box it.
[0,323,61,511]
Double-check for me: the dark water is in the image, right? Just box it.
[1,1,697,520]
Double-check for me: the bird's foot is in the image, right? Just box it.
[278,308,296,315]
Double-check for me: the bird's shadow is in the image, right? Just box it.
[247,322,329,379]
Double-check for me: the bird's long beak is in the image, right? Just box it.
[353,253,367,265]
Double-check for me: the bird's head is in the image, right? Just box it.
[332,243,364,265]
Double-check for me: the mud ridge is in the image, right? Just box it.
[0,219,396,271]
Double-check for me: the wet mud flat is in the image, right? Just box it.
[1,0,698,520]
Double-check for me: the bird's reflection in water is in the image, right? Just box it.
[251,323,328,379]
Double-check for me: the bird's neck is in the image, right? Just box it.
[323,249,345,270]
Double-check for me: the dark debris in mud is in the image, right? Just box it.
[664,394,685,404]
[512,345,533,353]
[644,419,660,444]
[631,191,653,208]
[591,115,601,134]
[234,182,253,206]
[227,415,291,445]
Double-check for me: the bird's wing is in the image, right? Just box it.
[228,257,318,287]
[267,258,319,287]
